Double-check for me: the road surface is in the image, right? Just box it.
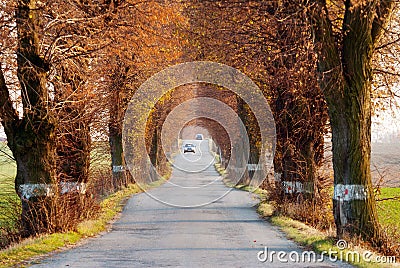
[31,140,349,267]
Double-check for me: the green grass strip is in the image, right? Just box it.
[261,204,397,268]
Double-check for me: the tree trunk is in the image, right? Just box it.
[235,96,251,185]
[330,104,379,239]
[57,116,91,184]
[109,127,126,189]
[271,86,325,200]
[331,6,379,236]
[108,89,125,189]
[109,93,131,188]
[268,1,328,201]
[148,120,160,182]
[108,62,130,189]
[11,122,56,235]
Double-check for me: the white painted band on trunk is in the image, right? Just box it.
[59,182,87,195]
[274,172,282,181]
[247,164,260,171]
[333,184,367,201]
[19,184,53,200]
[19,182,87,199]
[112,165,125,172]
[282,181,303,194]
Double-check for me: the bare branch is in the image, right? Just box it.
[372,0,396,45]
[0,66,19,130]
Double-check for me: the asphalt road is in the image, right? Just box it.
[31,140,350,267]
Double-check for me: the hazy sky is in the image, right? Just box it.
[372,107,400,142]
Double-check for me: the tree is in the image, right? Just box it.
[0,0,57,235]
[267,2,328,202]
[106,58,131,189]
[0,0,115,235]
[310,0,395,242]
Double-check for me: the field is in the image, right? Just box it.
[371,142,400,187]
[376,187,400,233]
[0,143,16,189]
[370,143,400,236]
[0,142,19,239]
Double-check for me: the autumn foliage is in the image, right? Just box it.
[0,0,399,256]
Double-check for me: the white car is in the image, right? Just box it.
[183,143,196,153]
[195,134,203,140]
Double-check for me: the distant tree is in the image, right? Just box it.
[184,0,329,199]
[97,0,186,188]
[371,5,400,118]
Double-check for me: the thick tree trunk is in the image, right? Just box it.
[272,88,324,200]
[330,105,379,239]
[11,121,56,235]
[273,133,317,199]
[310,0,394,242]
[109,128,127,189]
[9,0,56,236]
[331,5,379,236]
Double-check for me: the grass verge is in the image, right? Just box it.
[249,188,398,267]
[266,215,398,267]
[0,183,143,268]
